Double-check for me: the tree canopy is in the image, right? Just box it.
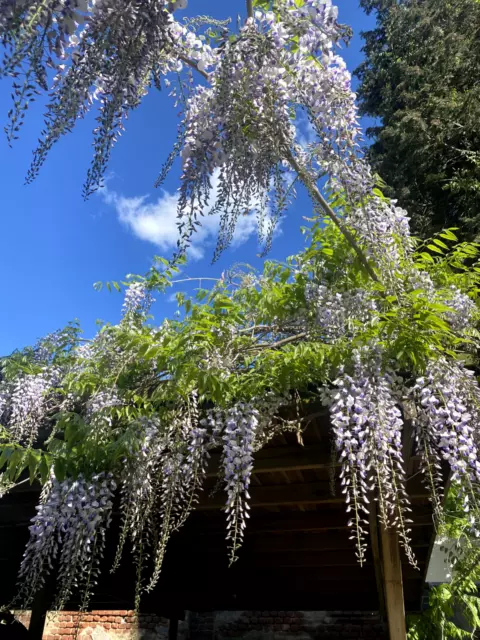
[355,0,480,239]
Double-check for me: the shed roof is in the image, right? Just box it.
[0,410,439,616]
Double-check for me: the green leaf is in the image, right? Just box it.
[433,238,449,250]
[0,446,13,470]
[54,458,67,482]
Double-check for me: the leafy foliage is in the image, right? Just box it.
[408,486,480,639]
[356,0,480,239]
[1,215,480,606]
[1,0,480,619]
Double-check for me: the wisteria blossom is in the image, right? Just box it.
[17,473,115,609]
[444,286,476,332]
[330,351,415,565]
[305,283,377,340]
[7,370,60,443]
[1,0,480,617]
[221,404,259,564]
[413,359,480,526]
[122,283,155,318]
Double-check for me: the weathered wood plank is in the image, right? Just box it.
[381,527,407,640]
[198,475,430,510]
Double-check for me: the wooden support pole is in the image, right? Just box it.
[380,527,407,640]
[369,505,386,620]
[28,587,50,640]
[168,618,178,640]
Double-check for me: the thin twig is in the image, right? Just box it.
[171,277,222,285]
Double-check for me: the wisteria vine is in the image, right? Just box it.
[0,0,480,617]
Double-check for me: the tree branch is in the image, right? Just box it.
[178,53,209,80]
[246,0,254,19]
[249,332,308,350]
[285,150,379,283]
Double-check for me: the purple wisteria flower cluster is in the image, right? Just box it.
[407,271,476,333]
[1,368,61,443]
[177,1,358,257]
[146,413,210,592]
[221,404,259,564]
[444,286,476,332]
[17,472,115,609]
[305,283,377,340]
[86,389,121,421]
[330,351,415,565]
[0,0,216,192]
[413,359,480,526]
[122,283,155,318]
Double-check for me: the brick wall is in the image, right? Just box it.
[13,610,185,640]
[13,609,387,640]
[190,610,388,639]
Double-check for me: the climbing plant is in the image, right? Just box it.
[408,486,480,639]
[0,0,480,617]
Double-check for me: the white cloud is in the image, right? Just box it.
[100,171,278,261]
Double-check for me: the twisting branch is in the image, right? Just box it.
[285,150,379,283]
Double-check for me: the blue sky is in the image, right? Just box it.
[0,1,375,355]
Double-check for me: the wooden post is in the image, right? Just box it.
[168,617,178,640]
[369,505,386,619]
[380,526,407,640]
[28,587,50,640]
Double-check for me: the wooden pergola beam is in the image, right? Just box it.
[375,419,414,639]
[207,445,422,477]
[207,444,337,476]
[198,476,430,510]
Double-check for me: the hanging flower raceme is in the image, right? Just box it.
[305,283,378,341]
[145,397,211,592]
[330,351,415,566]
[221,403,259,564]
[4,367,62,443]
[122,282,155,318]
[412,359,480,528]
[176,20,296,259]
[16,472,115,609]
[0,0,216,194]
[0,0,88,144]
[26,0,177,196]
[112,417,166,608]
[444,286,476,332]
